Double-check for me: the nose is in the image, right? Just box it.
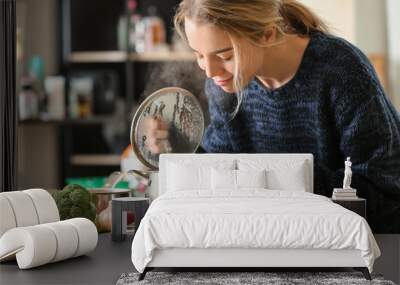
[204,58,223,78]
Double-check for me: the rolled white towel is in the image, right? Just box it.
[0,218,98,269]
[0,196,17,237]
[0,191,39,227]
[0,189,59,239]
[65,218,98,257]
[42,221,79,263]
[0,225,57,269]
[23,189,60,224]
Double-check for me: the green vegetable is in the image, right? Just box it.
[53,184,96,222]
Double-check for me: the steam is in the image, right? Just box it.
[139,61,209,125]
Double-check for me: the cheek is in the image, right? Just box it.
[197,58,235,77]
[224,62,235,75]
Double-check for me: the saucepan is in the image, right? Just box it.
[127,87,205,199]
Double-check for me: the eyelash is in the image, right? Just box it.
[195,54,232,63]
[220,56,232,61]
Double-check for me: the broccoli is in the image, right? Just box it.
[53,184,96,222]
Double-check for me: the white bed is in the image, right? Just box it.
[131,154,380,280]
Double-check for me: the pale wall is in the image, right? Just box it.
[299,0,399,109]
[298,0,356,42]
[386,0,400,107]
[354,0,388,55]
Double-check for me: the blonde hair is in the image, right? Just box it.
[174,0,329,120]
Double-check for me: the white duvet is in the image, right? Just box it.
[131,190,380,273]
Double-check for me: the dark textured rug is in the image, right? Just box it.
[116,271,396,285]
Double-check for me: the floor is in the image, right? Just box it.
[373,234,400,284]
[1,234,398,285]
[0,233,134,285]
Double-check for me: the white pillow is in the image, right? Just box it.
[166,159,236,192]
[211,168,236,190]
[211,168,267,190]
[236,169,267,189]
[167,163,210,191]
[238,159,308,192]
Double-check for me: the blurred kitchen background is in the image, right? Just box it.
[16,0,400,190]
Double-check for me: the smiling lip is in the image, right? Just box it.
[215,76,233,86]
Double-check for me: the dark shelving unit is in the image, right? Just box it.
[55,0,195,187]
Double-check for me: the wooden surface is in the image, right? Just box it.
[88,188,132,195]
[67,51,196,63]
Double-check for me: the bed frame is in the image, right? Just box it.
[139,248,371,280]
[138,154,372,281]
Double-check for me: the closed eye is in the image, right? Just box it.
[219,55,233,61]
[217,50,234,61]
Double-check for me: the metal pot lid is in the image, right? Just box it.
[130,87,205,170]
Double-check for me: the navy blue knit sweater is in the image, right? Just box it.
[201,32,400,233]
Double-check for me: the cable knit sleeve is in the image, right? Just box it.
[330,51,400,232]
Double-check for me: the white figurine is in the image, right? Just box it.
[342,157,353,189]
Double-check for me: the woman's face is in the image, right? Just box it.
[184,18,264,93]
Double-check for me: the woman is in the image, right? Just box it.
[145,0,400,233]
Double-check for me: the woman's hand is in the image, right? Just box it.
[143,117,170,154]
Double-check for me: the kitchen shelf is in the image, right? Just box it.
[19,116,116,125]
[67,51,127,63]
[67,51,196,63]
[70,154,121,166]
[128,51,196,62]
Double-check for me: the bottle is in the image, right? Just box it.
[145,6,166,52]
[28,56,46,116]
[19,76,39,120]
[117,0,140,51]
[44,76,66,120]
[134,16,147,53]
[128,0,140,52]
[117,15,128,51]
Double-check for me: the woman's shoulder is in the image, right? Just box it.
[311,32,364,58]
[310,32,374,74]
[311,32,369,64]
[311,34,392,121]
